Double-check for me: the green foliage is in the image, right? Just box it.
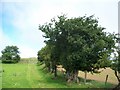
[110,34,120,89]
[37,45,51,64]
[115,49,120,73]
[110,34,120,66]
[37,45,53,73]
[112,53,120,89]
[57,15,115,74]
[1,45,20,63]
[38,14,115,82]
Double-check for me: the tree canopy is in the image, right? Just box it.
[38,15,115,83]
[1,45,20,63]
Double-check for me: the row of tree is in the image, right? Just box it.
[38,15,120,87]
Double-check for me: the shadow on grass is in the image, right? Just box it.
[36,64,117,88]
[36,65,69,87]
[78,76,116,88]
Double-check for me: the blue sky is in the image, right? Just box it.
[0,0,119,58]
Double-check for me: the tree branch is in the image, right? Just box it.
[115,70,120,83]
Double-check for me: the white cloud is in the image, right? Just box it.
[0,27,13,56]
[1,0,119,58]
[1,2,46,57]
[18,45,37,58]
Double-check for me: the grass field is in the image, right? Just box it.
[0,60,2,89]
[1,61,118,88]
[79,68,118,85]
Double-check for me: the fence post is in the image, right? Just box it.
[105,74,108,85]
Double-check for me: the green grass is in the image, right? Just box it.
[0,60,2,89]
[2,63,116,88]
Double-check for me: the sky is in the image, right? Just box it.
[0,0,119,58]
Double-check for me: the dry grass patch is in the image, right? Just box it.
[78,68,118,85]
[57,66,118,85]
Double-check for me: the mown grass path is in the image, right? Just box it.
[2,63,117,88]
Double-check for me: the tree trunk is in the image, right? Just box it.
[66,70,79,83]
[67,74,72,83]
[66,70,73,83]
[51,62,55,73]
[48,65,51,72]
[84,71,87,84]
[54,65,57,77]
[65,71,70,81]
[113,70,120,90]
[115,70,120,83]
[73,70,79,83]
[51,65,54,73]
[119,72,120,81]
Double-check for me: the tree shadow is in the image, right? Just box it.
[36,65,116,88]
